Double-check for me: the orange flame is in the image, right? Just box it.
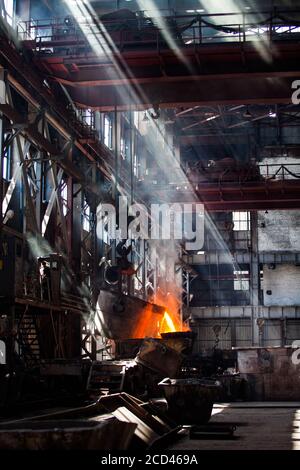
[132,304,190,339]
[158,310,190,335]
[160,312,176,333]
[132,305,159,338]
[132,291,190,339]
[156,291,190,336]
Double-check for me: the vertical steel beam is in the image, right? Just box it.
[16,136,39,233]
[41,167,64,236]
[6,84,39,232]
[72,181,82,280]
[44,122,69,252]
[250,211,261,346]
[0,66,5,260]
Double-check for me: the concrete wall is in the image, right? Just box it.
[258,210,300,251]
[258,156,300,252]
[263,264,300,306]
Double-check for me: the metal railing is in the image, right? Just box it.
[144,162,300,189]
[258,163,300,180]
[17,10,300,53]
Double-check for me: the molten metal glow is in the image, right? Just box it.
[132,291,190,339]
[158,310,190,336]
[160,311,176,334]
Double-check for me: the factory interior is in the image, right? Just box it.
[1,0,300,455]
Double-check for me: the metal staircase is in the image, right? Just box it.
[17,313,40,367]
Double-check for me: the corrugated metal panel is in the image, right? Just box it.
[192,319,231,351]
[235,319,252,347]
[263,320,282,346]
[192,318,300,350]
[286,320,300,345]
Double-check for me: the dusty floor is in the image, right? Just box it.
[167,402,300,450]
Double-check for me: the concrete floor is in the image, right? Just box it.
[168,403,300,450]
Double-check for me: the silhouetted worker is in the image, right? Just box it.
[39,260,51,301]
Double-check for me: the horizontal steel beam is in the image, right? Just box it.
[182,251,300,265]
[30,41,300,110]
[147,179,300,210]
[67,76,295,111]
[190,305,300,319]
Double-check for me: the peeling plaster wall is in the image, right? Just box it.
[258,155,300,252]
[263,264,300,306]
[258,210,300,251]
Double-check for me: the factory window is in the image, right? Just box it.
[2,144,11,181]
[121,120,131,160]
[82,108,93,127]
[0,340,5,365]
[134,111,139,129]
[233,211,250,231]
[60,179,68,216]
[234,270,250,291]
[82,198,91,232]
[2,0,14,26]
[133,153,138,177]
[104,114,112,149]
[120,136,126,160]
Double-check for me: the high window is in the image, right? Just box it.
[104,114,112,148]
[82,198,91,231]
[60,179,68,216]
[233,211,250,231]
[234,270,250,290]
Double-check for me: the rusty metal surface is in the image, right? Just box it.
[115,339,144,359]
[25,38,300,110]
[161,331,196,355]
[0,417,136,450]
[97,289,165,340]
[135,338,183,378]
[158,377,221,424]
[236,347,300,400]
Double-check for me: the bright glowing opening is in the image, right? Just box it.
[160,311,176,333]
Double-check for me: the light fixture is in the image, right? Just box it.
[269,108,277,118]
[197,9,205,13]
[205,114,218,121]
[243,106,252,118]
[64,16,72,25]
[197,250,205,255]
[142,112,149,122]
[186,10,195,13]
